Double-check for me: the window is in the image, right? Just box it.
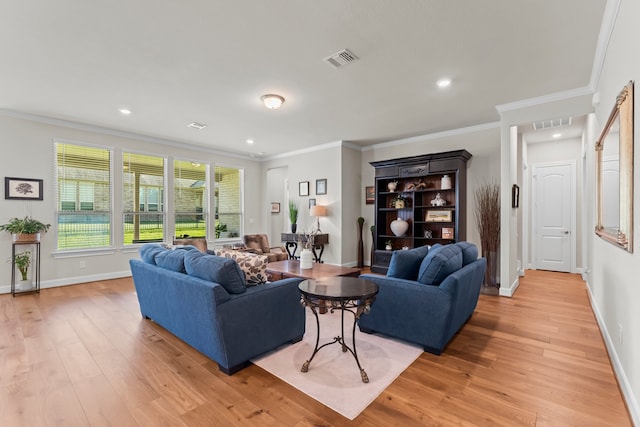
[55,142,112,250]
[123,152,166,245]
[215,166,243,239]
[174,160,207,238]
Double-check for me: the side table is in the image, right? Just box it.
[298,276,378,383]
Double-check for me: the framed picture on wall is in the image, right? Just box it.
[316,178,327,195]
[5,177,43,200]
[309,198,316,208]
[365,186,375,204]
[299,181,310,196]
[270,202,280,213]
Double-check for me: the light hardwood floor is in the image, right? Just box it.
[0,270,631,426]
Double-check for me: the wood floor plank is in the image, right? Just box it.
[0,270,631,426]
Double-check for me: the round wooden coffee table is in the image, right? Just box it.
[298,276,378,383]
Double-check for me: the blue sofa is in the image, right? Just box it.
[129,244,305,374]
[358,242,486,355]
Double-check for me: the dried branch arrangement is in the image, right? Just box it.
[474,180,500,287]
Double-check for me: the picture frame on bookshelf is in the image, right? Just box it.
[442,227,454,239]
[425,210,452,222]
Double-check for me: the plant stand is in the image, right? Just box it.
[11,241,40,296]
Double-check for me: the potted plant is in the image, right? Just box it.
[391,195,407,209]
[215,223,227,238]
[14,250,31,282]
[0,216,51,242]
[385,240,393,250]
[288,201,299,233]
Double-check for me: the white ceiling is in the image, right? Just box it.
[0,1,607,158]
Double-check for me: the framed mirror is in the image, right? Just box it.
[595,81,634,252]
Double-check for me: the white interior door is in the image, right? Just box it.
[533,162,574,272]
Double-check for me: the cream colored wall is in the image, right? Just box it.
[588,0,639,422]
[0,114,262,291]
[262,144,343,264]
[341,145,364,266]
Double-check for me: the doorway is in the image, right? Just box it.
[531,161,576,273]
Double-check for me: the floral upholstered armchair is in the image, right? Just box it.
[242,234,288,262]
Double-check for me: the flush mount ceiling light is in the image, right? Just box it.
[246,139,254,144]
[261,94,285,109]
[436,78,452,88]
[119,108,132,115]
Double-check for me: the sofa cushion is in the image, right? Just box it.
[387,244,431,280]
[417,244,463,286]
[455,241,478,266]
[154,248,188,273]
[214,249,269,285]
[184,250,246,294]
[140,244,165,265]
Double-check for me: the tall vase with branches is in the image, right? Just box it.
[474,181,500,290]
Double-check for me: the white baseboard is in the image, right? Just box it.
[0,270,132,295]
[499,276,520,297]
[586,281,640,426]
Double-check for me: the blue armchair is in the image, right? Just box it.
[358,242,486,354]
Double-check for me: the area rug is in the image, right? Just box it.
[251,309,423,420]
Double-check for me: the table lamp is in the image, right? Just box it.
[310,205,327,232]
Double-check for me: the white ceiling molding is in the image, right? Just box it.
[495,86,594,115]
[588,0,622,90]
[362,122,501,152]
[0,108,253,161]
[263,140,345,161]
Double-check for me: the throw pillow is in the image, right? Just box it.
[184,250,246,294]
[214,249,268,285]
[155,248,188,273]
[387,250,424,280]
[139,244,165,265]
[455,241,478,266]
[417,244,463,286]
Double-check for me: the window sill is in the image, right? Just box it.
[51,247,117,258]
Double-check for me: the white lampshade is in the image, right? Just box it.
[310,205,327,217]
[260,94,285,109]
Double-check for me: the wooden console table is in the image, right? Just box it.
[280,233,329,263]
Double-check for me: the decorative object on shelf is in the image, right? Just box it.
[365,186,375,204]
[385,240,393,250]
[310,205,327,232]
[425,210,452,222]
[357,217,365,268]
[387,180,398,192]
[289,201,298,233]
[4,177,44,200]
[474,180,500,292]
[315,178,327,195]
[430,193,447,207]
[424,230,433,238]
[390,217,409,237]
[405,178,427,191]
[391,195,407,208]
[270,202,280,213]
[299,181,310,196]
[0,216,51,242]
[441,175,452,190]
[442,227,454,239]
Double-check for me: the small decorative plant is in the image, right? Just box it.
[0,216,51,235]
[385,239,393,250]
[14,251,31,281]
[288,201,298,225]
[391,195,407,208]
[215,223,227,238]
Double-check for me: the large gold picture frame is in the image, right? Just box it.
[595,81,634,252]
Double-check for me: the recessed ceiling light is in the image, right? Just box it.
[119,108,132,115]
[246,139,254,144]
[436,78,452,88]
[261,94,285,109]
[552,133,562,139]
[187,122,207,130]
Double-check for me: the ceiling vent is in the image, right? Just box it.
[324,49,359,69]
[532,117,572,131]
[187,122,207,130]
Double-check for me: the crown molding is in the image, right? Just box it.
[262,140,345,161]
[589,0,621,90]
[495,86,594,114]
[361,122,501,152]
[0,109,254,161]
